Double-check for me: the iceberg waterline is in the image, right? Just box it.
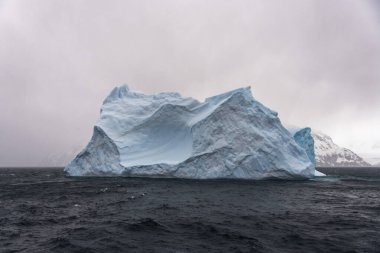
[65,85,316,179]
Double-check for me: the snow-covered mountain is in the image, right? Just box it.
[312,131,370,167]
[65,85,315,179]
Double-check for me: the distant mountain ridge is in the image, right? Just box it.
[312,131,370,167]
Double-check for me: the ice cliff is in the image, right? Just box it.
[288,128,316,166]
[65,85,315,179]
[288,127,324,176]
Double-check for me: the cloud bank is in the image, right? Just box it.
[0,0,379,166]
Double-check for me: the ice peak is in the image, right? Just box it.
[205,86,252,103]
[103,84,131,104]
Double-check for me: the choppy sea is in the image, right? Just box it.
[0,167,380,253]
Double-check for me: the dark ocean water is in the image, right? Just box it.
[0,168,380,253]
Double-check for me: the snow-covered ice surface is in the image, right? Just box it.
[65,85,315,179]
[314,170,326,177]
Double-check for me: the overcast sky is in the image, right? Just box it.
[1,0,380,166]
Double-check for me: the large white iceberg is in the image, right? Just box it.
[65,85,315,179]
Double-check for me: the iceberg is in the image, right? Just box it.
[65,85,315,179]
[287,127,316,166]
[288,127,325,177]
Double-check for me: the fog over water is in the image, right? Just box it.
[0,0,380,166]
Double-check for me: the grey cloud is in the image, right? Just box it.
[0,0,379,166]
[373,143,380,150]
